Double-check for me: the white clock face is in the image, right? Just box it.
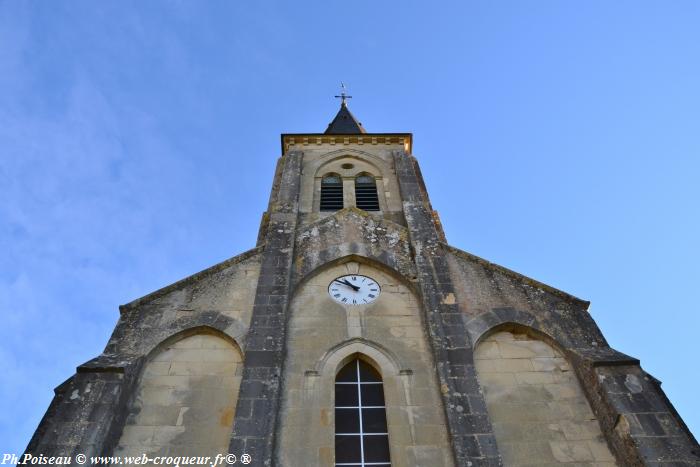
[328,274,381,306]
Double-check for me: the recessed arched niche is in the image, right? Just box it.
[301,151,398,216]
[475,329,617,466]
[114,332,243,458]
[278,259,454,466]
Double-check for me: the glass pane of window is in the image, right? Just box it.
[358,360,381,382]
[363,435,391,462]
[362,408,388,433]
[335,408,360,433]
[360,384,385,406]
[335,435,362,463]
[335,384,359,406]
[355,175,374,184]
[335,359,391,466]
[336,363,358,382]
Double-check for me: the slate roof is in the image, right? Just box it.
[324,102,366,134]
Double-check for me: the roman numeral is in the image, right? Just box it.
[334,294,341,298]
[368,294,375,298]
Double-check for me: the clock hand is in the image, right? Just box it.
[335,279,360,291]
[342,279,361,291]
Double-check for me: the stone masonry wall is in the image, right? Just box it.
[475,330,617,466]
[24,249,262,458]
[278,260,453,466]
[447,246,700,465]
[293,143,406,229]
[114,333,243,460]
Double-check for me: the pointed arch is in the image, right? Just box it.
[143,325,243,362]
[334,358,392,466]
[465,307,575,350]
[114,328,243,458]
[474,326,616,466]
[314,153,384,185]
[315,337,405,379]
[313,149,386,178]
[291,253,418,298]
[474,321,567,356]
[140,314,246,360]
[279,255,454,465]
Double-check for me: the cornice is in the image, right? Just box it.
[281,133,412,155]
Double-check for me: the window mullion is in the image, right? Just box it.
[356,359,365,467]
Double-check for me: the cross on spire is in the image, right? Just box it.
[334,82,352,106]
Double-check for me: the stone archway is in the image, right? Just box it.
[114,332,243,458]
[475,329,616,466]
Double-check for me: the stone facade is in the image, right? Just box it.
[24,106,698,466]
[279,261,453,466]
[115,333,243,458]
[475,330,616,466]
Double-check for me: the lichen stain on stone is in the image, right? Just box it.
[176,406,189,426]
[219,407,234,427]
[624,374,643,394]
[320,408,332,427]
[441,293,456,305]
[614,413,631,436]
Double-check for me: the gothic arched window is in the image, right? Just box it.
[321,174,344,211]
[335,359,391,466]
[355,175,380,211]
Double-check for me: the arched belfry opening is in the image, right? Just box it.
[320,173,344,211]
[355,174,380,211]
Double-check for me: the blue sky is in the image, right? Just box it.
[1,0,698,454]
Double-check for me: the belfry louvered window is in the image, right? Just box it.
[321,175,344,211]
[355,175,380,211]
[335,359,391,466]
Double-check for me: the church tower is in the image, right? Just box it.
[25,97,698,466]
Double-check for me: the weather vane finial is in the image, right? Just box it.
[334,82,352,106]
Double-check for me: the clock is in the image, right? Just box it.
[328,274,381,305]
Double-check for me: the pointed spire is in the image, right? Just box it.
[325,83,366,134]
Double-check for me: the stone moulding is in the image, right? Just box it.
[312,337,407,377]
[281,133,413,155]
